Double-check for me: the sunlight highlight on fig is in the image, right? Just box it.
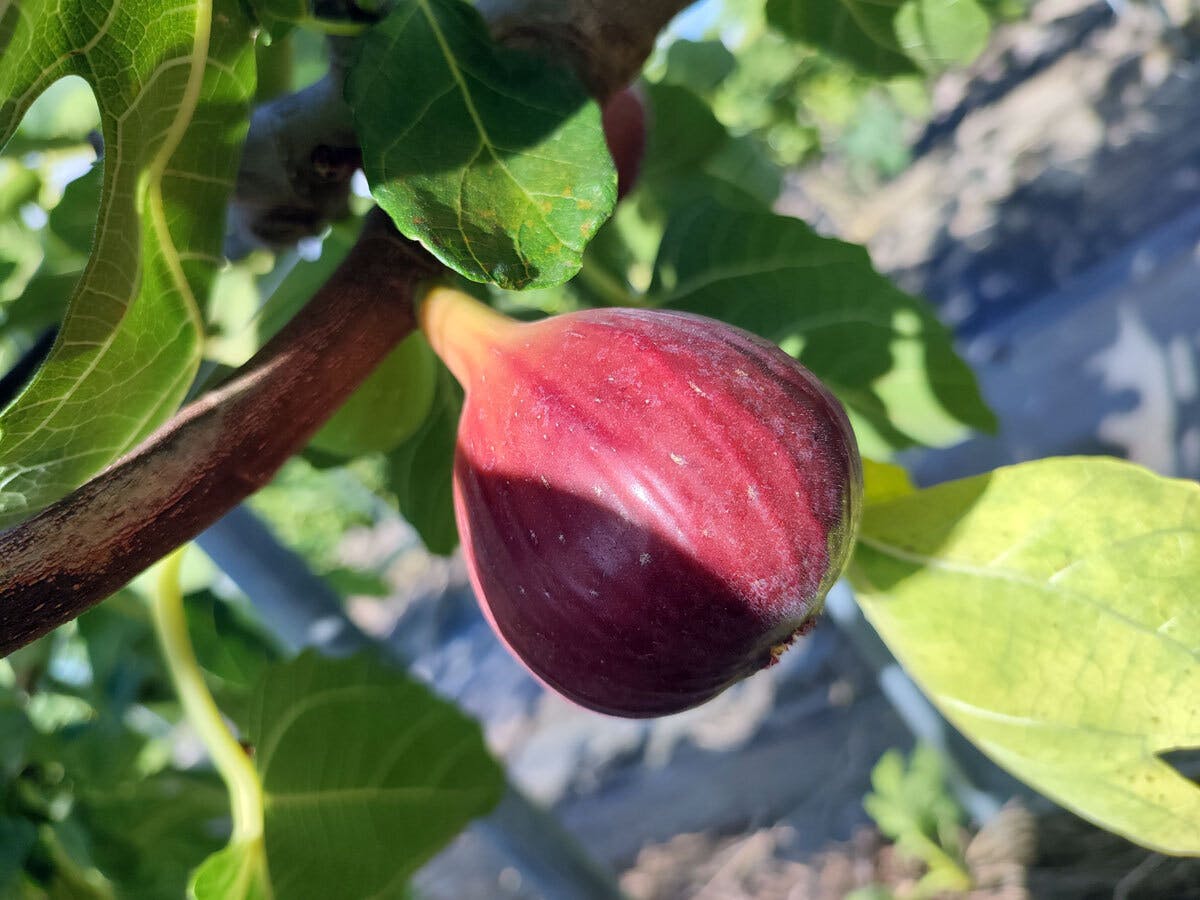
[421,287,863,717]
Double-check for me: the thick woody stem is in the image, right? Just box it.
[478,0,696,99]
[0,1,695,656]
[0,212,439,655]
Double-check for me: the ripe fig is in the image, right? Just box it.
[602,85,647,200]
[421,288,862,717]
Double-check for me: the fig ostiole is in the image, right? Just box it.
[419,286,863,718]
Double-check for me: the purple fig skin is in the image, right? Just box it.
[427,294,862,718]
[602,85,647,200]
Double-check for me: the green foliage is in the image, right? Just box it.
[895,0,991,69]
[8,0,1197,885]
[310,334,439,458]
[766,0,920,78]
[862,457,915,506]
[640,83,730,182]
[347,0,616,289]
[386,365,463,555]
[190,841,271,900]
[0,601,233,896]
[864,745,971,894]
[765,0,990,77]
[660,40,738,94]
[236,652,504,899]
[851,457,1200,854]
[184,591,283,697]
[249,457,382,576]
[651,201,996,455]
[0,0,256,527]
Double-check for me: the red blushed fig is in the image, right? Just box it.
[421,287,862,718]
[602,85,647,200]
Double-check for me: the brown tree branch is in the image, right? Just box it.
[478,0,698,99]
[0,1,695,656]
[0,212,439,656]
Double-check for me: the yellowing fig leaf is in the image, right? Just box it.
[850,457,1200,854]
[862,457,915,506]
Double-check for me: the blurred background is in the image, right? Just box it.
[3,0,1200,897]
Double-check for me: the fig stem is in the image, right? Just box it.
[419,285,519,386]
[150,547,265,844]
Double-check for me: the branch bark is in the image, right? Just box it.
[0,212,439,655]
[0,0,695,655]
[478,0,697,99]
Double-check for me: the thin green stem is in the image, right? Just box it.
[151,548,265,843]
[296,14,368,36]
[575,257,645,308]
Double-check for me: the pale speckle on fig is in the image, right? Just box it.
[419,287,863,718]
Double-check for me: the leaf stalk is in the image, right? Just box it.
[150,548,264,843]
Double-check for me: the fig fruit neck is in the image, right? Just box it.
[419,286,520,387]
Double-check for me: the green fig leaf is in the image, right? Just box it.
[894,0,991,69]
[850,456,1200,854]
[184,591,282,693]
[651,203,995,455]
[0,817,36,892]
[310,333,439,459]
[766,0,991,76]
[0,158,39,219]
[765,0,919,78]
[347,0,616,290]
[240,652,503,898]
[661,40,738,94]
[386,364,462,555]
[84,771,231,899]
[0,0,256,527]
[640,83,728,183]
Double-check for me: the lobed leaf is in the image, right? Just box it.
[850,456,1200,854]
[650,202,995,455]
[347,0,616,290]
[239,652,503,899]
[0,0,255,527]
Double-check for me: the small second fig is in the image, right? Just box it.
[602,85,647,200]
[421,288,863,717]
